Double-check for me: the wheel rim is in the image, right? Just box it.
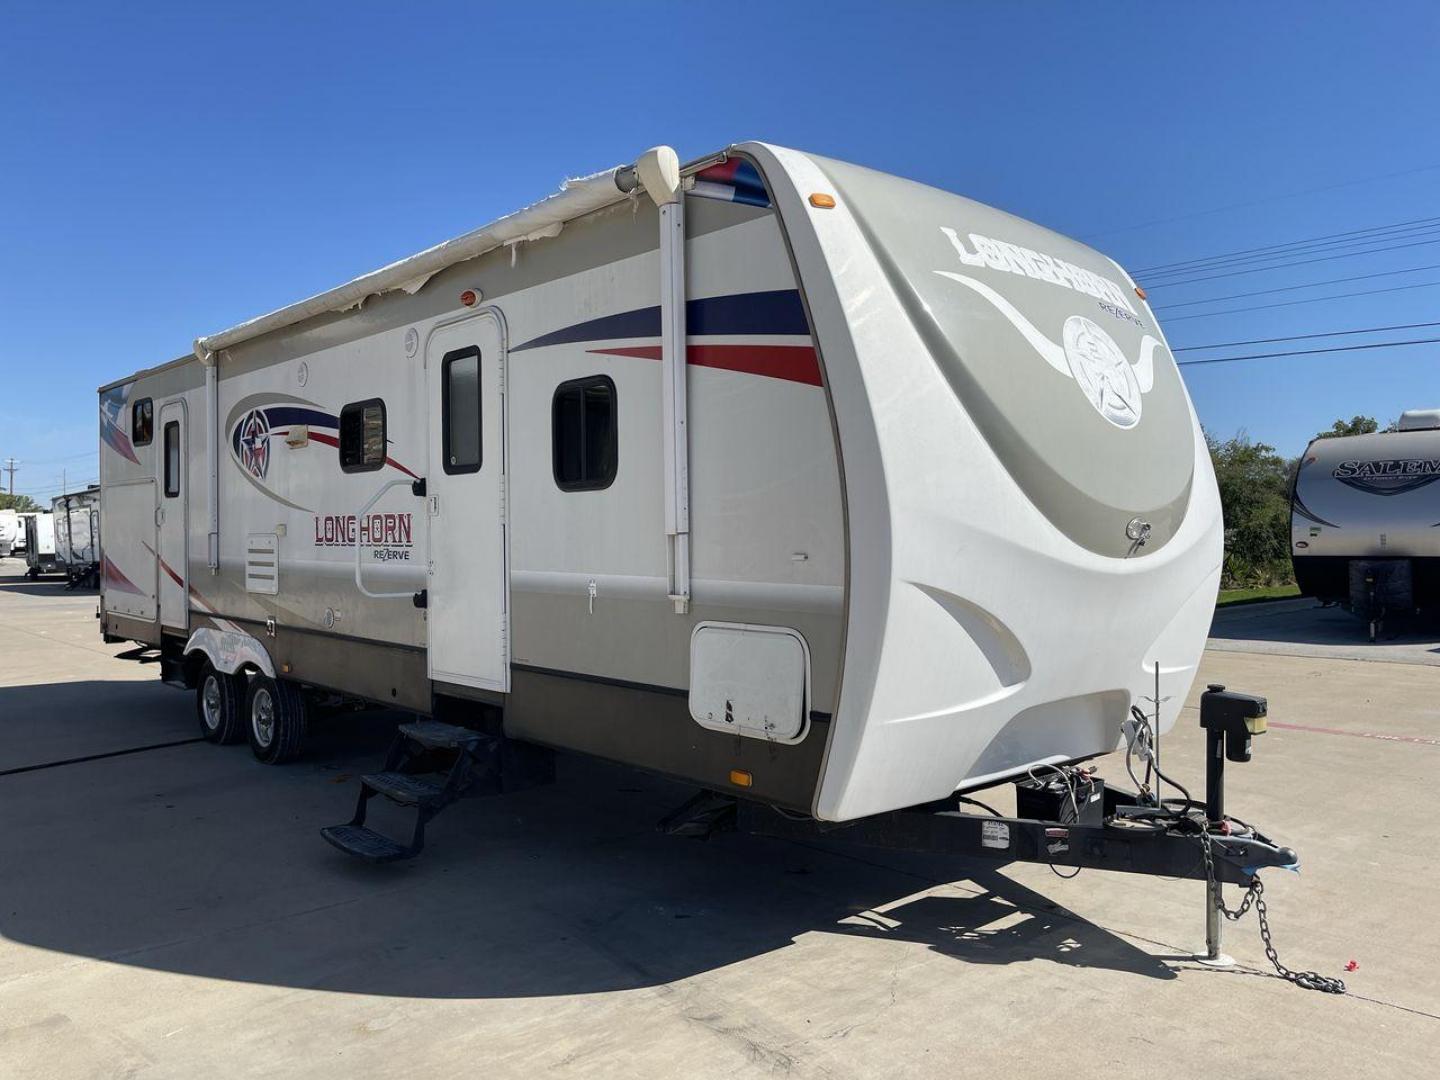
[201,675,223,731]
[252,688,275,748]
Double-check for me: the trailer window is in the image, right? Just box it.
[441,347,482,474]
[552,375,617,491]
[132,398,153,446]
[339,399,387,472]
[163,421,180,497]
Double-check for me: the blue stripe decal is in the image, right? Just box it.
[512,289,808,353]
[263,406,339,430]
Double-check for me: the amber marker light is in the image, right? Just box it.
[1134,285,1148,301]
[809,193,836,209]
[729,769,754,788]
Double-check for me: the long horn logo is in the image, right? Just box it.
[936,271,1164,430]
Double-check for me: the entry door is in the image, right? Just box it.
[157,399,188,630]
[425,314,509,691]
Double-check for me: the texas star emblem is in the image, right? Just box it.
[238,408,271,479]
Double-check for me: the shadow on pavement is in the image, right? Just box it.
[0,576,90,597]
[1209,599,1440,651]
[0,679,1172,999]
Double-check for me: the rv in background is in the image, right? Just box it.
[24,511,59,578]
[98,141,1219,859]
[0,509,19,558]
[1292,408,1440,638]
[53,487,100,588]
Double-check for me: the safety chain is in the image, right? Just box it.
[1199,828,1346,995]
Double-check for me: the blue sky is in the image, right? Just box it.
[2,1,1438,503]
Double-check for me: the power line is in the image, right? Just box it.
[1140,224,1440,285]
[1151,262,1440,311]
[1082,162,1440,240]
[1178,337,1440,367]
[1131,215,1440,276]
[18,450,99,466]
[1141,233,1440,289]
[1160,278,1440,322]
[1174,320,1440,352]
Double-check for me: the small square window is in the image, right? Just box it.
[441,347,482,474]
[163,421,181,498]
[552,375,616,491]
[339,399,386,472]
[132,398,153,446]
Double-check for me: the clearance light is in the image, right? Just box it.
[729,769,754,788]
[460,288,482,307]
[809,193,836,209]
[1134,285,1148,301]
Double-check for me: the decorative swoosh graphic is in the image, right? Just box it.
[935,271,1070,376]
[935,270,1167,394]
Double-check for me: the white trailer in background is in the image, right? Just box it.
[24,511,59,578]
[0,509,19,558]
[1292,407,1440,637]
[53,487,100,588]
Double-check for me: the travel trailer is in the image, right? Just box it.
[1292,408,1440,637]
[53,487,100,587]
[24,511,59,578]
[99,142,1226,859]
[0,509,19,558]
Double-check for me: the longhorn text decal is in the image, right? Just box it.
[314,512,415,560]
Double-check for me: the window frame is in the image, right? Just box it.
[338,398,387,474]
[162,420,181,498]
[551,374,618,493]
[132,398,153,446]
[440,346,482,476]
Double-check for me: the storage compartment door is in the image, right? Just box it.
[689,622,811,743]
[101,480,158,621]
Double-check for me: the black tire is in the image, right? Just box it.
[245,674,308,764]
[196,661,246,745]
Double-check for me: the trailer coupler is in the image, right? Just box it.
[731,685,1343,993]
[741,685,1288,887]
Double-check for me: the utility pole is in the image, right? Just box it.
[2,458,15,495]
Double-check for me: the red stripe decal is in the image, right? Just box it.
[588,344,822,387]
[102,555,144,595]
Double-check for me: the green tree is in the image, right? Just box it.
[1206,431,1295,588]
[1315,415,1378,440]
[0,493,40,512]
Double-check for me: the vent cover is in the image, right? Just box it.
[245,533,279,595]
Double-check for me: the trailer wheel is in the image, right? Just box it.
[245,675,308,764]
[196,661,245,745]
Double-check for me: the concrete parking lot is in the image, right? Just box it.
[2,558,1437,1079]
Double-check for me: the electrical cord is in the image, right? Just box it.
[1127,706,1196,809]
[954,795,1004,817]
[1024,763,1094,879]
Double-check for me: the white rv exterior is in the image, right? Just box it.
[1292,408,1440,612]
[99,143,1219,822]
[53,488,100,581]
[0,509,21,558]
[23,511,59,577]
